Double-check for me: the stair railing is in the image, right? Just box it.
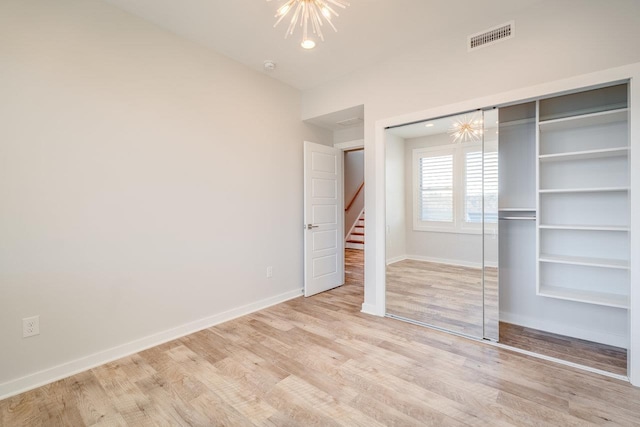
[345,182,364,212]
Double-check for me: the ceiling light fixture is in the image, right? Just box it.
[448,115,483,142]
[424,123,435,128]
[268,0,350,48]
[301,39,316,49]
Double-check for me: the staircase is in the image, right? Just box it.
[345,211,365,250]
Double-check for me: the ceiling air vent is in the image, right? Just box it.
[336,117,363,128]
[468,21,514,51]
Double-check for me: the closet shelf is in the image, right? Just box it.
[538,107,628,131]
[539,187,629,194]
[539,254,629,270]
[538,147,628,162]
[500,216,536,221]
[537,285,629,309]
[539,224,629,232]
[498,208,536,212]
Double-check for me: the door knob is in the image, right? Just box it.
[305,224,319,229]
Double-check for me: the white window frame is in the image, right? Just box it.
[412,146,457,232]
[460,144,484,233]
[413,140,487,234]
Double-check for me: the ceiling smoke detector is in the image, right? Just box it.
[263,60,276,71]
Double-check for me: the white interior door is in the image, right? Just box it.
[304,141,344,297]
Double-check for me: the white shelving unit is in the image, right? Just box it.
[539,187,629,194]
[538,254,629,270]
[536,84,630,308]
[539,224,629,232]
[538,147,629,162]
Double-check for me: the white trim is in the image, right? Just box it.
[361,302,383,316]
[386,255,408,265]
[334,139,364,151]
[406,254,483,269]
[487,341,629,383]
[372,63,640,386]
[500,313,628,349]
[387,254,497,269]
[0,288,303,400]
[629,70,639,386]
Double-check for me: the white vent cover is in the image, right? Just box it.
[336,117,363,127]
[468,21,514,51]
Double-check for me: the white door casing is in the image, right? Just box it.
[304,141,345,297]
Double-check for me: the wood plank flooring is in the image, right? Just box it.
[386,258,626,376]
[386,259,499,338]
[2,249,640,426]
[499,322,627,376]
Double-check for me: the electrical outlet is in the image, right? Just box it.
[23,315,40,338]
[266,266,273,278]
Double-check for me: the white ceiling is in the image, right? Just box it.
[102,0,545,91]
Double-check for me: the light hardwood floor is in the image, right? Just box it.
[386,260,498,339]
[386,258,626,376]
[2,249,640,426]
[499,322,627,376]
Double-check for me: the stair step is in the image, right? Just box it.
[351,232,364,236]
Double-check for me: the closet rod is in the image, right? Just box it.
[499,217,536,221]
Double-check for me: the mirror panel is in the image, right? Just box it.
[385,111,485,338]
[483,109,499,341]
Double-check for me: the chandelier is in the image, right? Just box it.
[449,115,483,143]
[268,0,350,49]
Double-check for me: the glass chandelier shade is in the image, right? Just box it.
[268,0,350,47]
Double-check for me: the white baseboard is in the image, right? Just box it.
[0,288,303,400]
[408,254,481,268]
[386,255,408,265]
[361,303,383,316]
[500,312,628,349]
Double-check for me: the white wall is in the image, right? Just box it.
[334,126,364,145]
[301,0,640,383]
[301,0,640,315]
[0,0,330,397]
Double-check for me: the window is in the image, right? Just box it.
[464,150,483,224]
[418,153,453,222]
[464,149,498,224]
[413,143,498,233]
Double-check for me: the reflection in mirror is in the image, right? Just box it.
[385,111,486,338]
[483,109,499,341]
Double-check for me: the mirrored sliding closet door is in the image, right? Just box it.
[385,110,498,340]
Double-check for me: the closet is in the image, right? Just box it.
[384,81,630,376]
[536,84,629,308]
